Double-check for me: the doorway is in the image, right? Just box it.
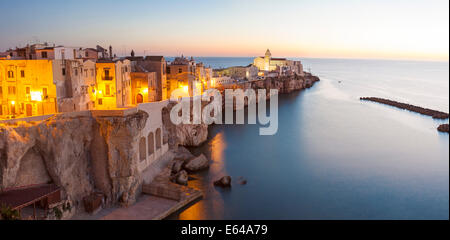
[136,94,143,104]
[26,104,33,117]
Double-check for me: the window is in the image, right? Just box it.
[8,86,16,95]
[155,128,162,150]
[179,68,182,74]
[84,69,88,77]
[21,70,25,78]
[148,132,154,156]
[0,87,2,98]
[98,98,103,105]
[104,69,110,77]
[139,137,146,162]
[26,87,30,94]
[85,52,88,57]
[136,80,141,88]
[43,88,48,97]
[74,69,78,76]
[167,67,171,74]
[91,69,94,77]
[41,51,48,58]
[62,68,66,76]
[7,71,14,78]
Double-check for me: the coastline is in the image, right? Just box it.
[162,73,321,219]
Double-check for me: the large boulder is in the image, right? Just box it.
[173,146,195,162]
[184,154,209,172]
[175,170,188,186]
[214,176,232,188]
[171,160,185,175]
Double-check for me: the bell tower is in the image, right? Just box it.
[264,49,271,71]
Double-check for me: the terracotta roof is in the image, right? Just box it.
[125,56,144,61]
[145,56,164,61]
[0,184,60,210]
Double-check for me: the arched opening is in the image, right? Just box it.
[136,93,143,104]
[148,132,154,156]
[155,128,162,150]
[139,137,146,162]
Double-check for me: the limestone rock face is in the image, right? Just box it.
[91,110,149,206]
[162,102,209,148]
[176,124,208,147]
[184,154,209,172]
[0,114,95,213]
[0,110,150,214]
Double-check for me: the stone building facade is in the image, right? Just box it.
[0,60,57,118]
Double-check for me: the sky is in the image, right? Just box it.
[0,0,448,61]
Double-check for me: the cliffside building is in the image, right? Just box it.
[253,49,304,76]
[94,60,117,110]
[130,56,167,101]
[0,60,57,118]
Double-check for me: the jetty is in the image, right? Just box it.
[360,97,449,119]
[438,124,449,133]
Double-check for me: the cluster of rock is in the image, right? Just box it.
[169,147,209,186]
[360,97,449,119]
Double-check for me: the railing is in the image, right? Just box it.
[102,76,113,80]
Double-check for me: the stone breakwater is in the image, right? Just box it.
[438,124,449,133]
[360,97,449,119]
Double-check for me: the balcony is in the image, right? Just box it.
[102,76,114,81]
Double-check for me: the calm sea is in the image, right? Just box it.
[170,57,449,220]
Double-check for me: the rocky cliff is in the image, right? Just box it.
[162,73,320,149]
[0,111,151,217]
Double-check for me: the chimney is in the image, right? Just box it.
[109,46,113,59]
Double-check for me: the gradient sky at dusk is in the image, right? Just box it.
[1,0,448,60]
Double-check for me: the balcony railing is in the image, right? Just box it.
[102,76,113,80]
